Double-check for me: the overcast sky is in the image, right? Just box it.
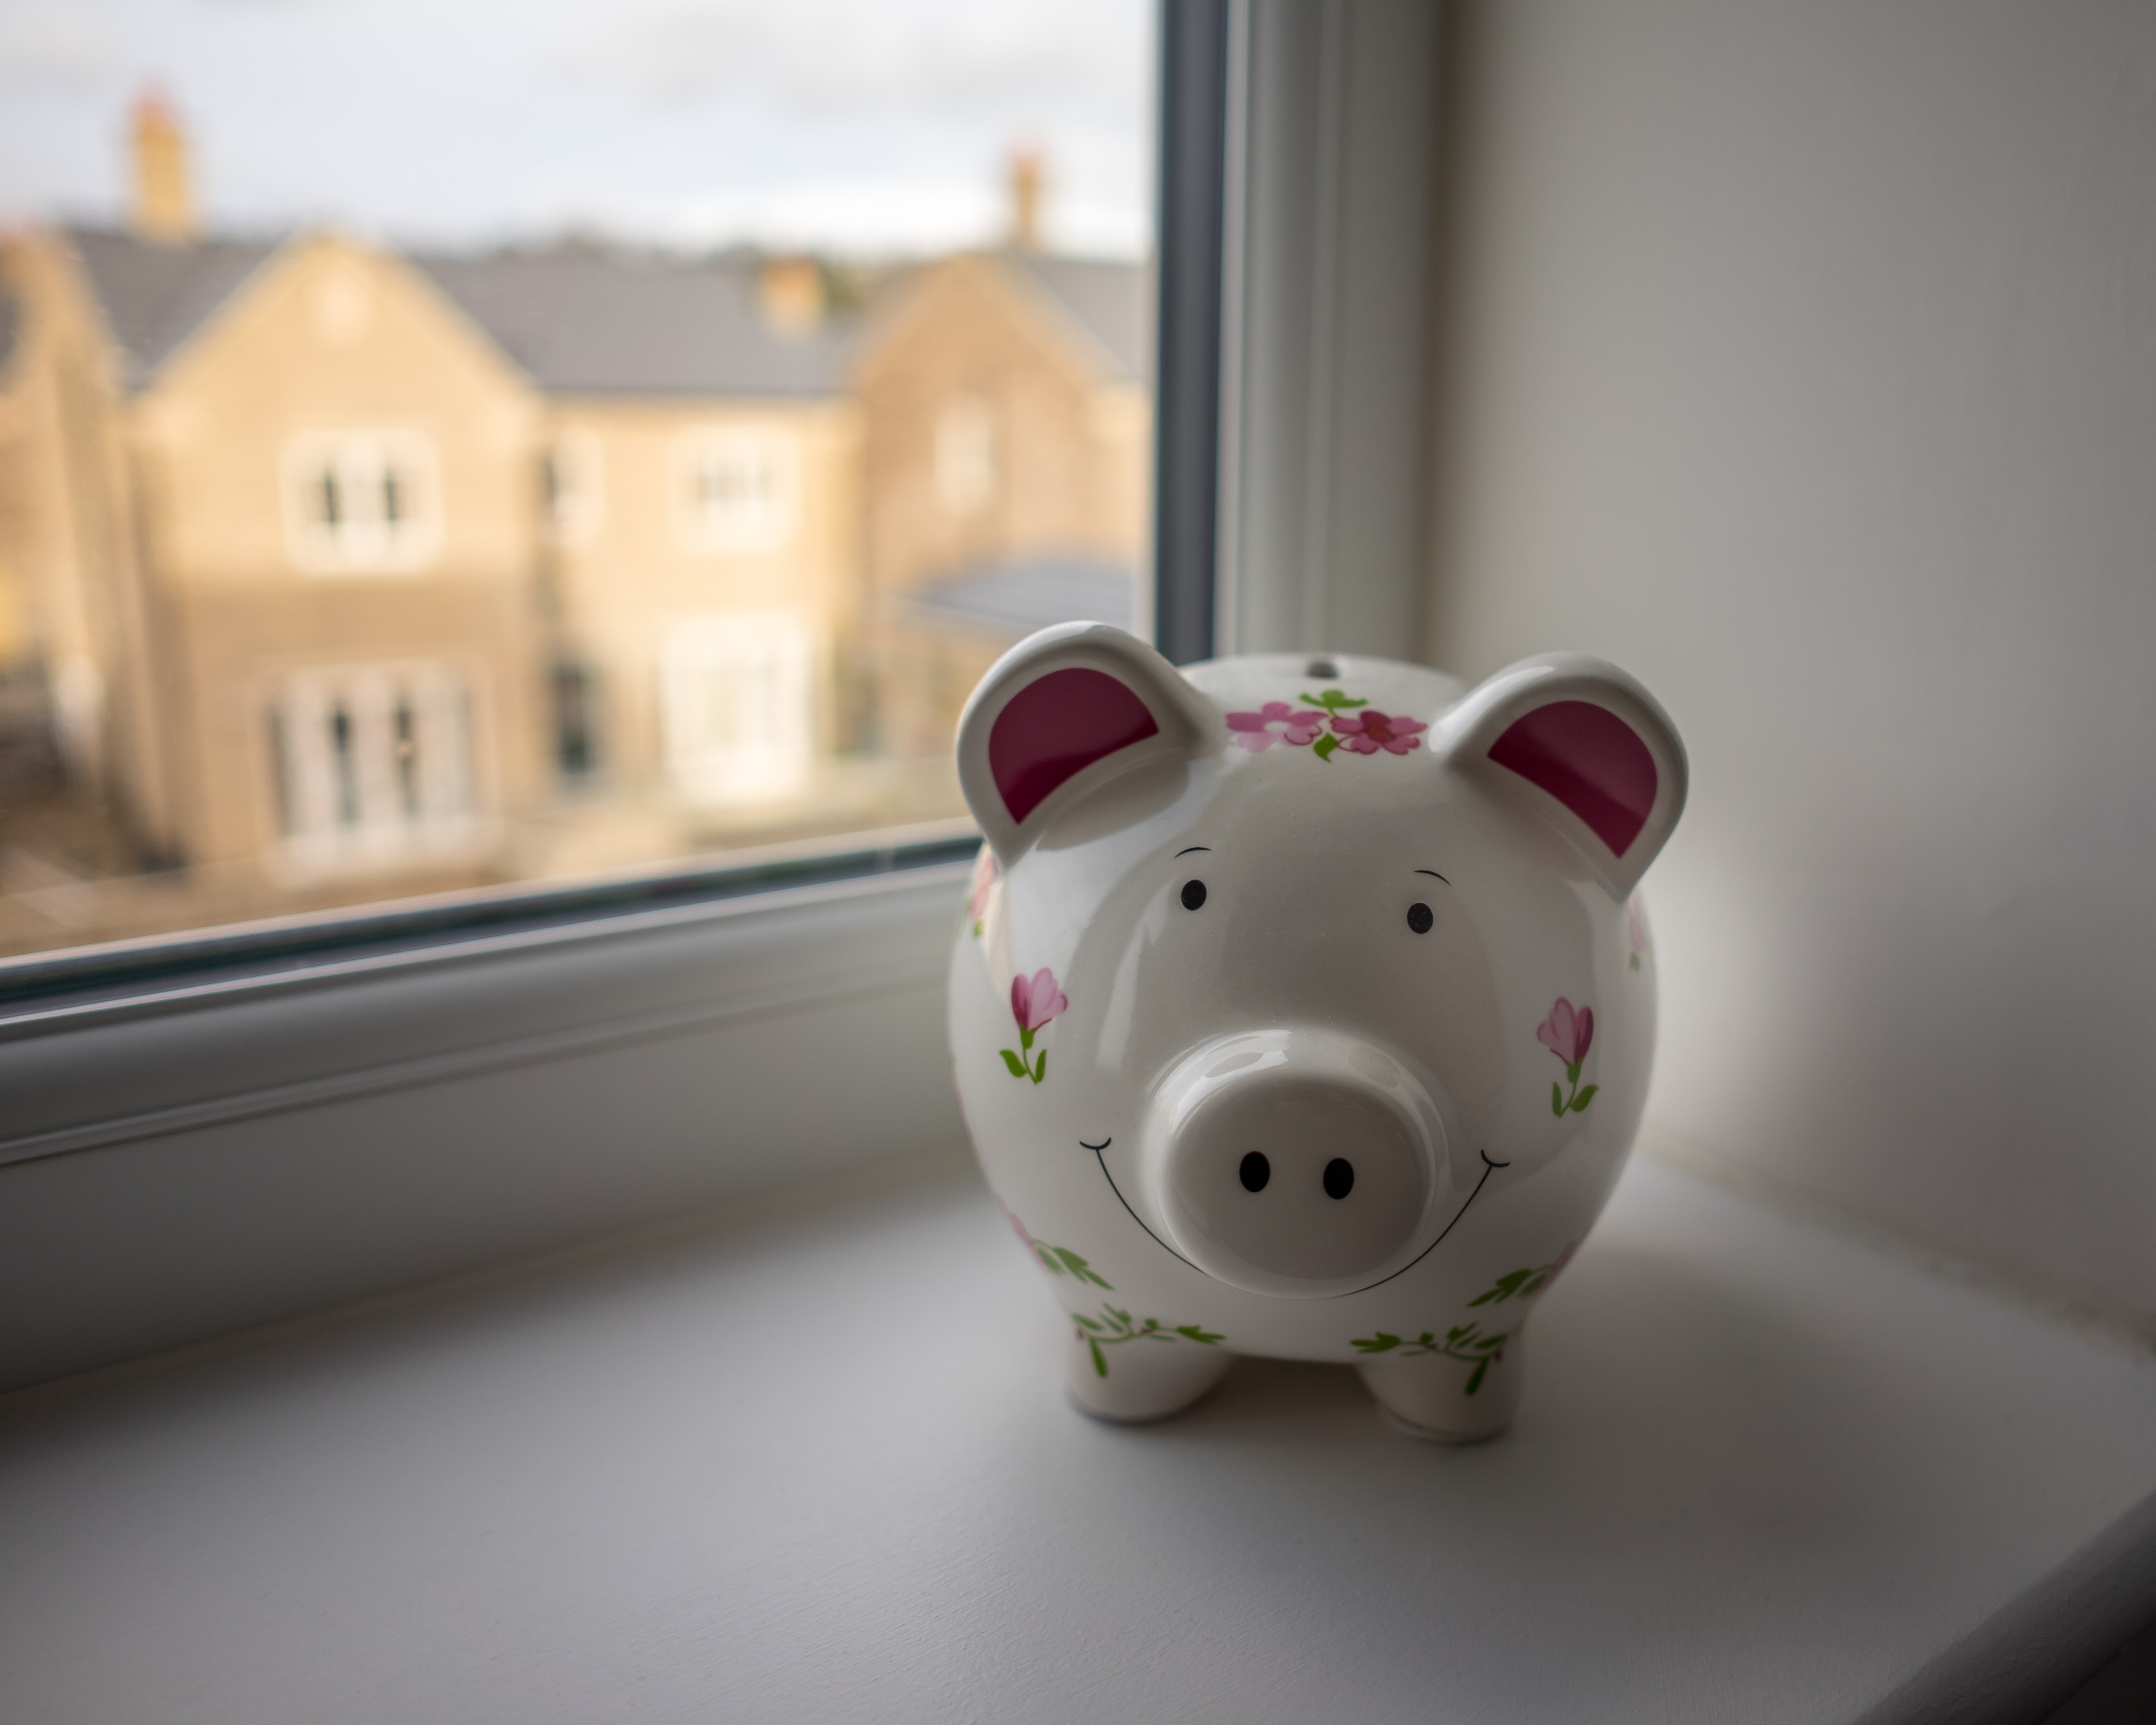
[0,0,1155,258]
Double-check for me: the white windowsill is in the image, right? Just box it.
[3,1149,2152,1724]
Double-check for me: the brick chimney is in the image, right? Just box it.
[130,87,196,245]
[758,256,824,336]
[1008,147,1043,253]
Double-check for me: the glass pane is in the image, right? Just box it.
[0,0,1154,960]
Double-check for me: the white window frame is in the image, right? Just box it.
[658,613,819,806]
[542,430,606,546]
[672,427,801,554]
[0,0,1439,1396]
[281,430,444,575]
[263,659,490,880]
[933,395,999,516]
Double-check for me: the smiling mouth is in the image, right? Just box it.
[1079,1138,1510,1295]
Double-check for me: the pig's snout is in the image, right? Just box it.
[1141,1029,1449,1298]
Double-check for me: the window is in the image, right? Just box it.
[0,0,1453,1402]
[934,396,998,515]
[283,432,442,574]
[660,614,816,804]
[676,431,798,553]
[551,661,603,783]
[542,433,605,546]
[265,661,482,873]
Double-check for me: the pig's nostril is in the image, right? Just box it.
[1239,1151,1270,1192]
[1323,1158,1355,1199]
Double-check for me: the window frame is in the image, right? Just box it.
[0,0,1446,1395]
[280,428,445,575]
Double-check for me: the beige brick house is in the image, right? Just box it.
[0,216,875,940]
[853,246,1151,757]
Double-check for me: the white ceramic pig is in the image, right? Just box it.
[949,623,1685,1440]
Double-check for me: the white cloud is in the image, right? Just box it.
[567,0,1144,117]
[0,0,1154,256]
[0,6,120,85]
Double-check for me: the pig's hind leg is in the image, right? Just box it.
[1065,1327,1233,1423]
[1357,1332,1525,1442]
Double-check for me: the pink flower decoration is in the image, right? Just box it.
[1330,709,1428,755]
[1225,701,1327,752]
[1011,968,1069,1034]
[1536,998,1594,1067]
[968,847,1000,923]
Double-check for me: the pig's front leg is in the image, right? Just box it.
[1063,1319,1233,1423]
[1356,1328,1526,1442]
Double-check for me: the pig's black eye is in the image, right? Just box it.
[1407,901,1434,934]
[1181,880,1208,911]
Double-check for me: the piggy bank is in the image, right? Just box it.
[949,623,1685,1440]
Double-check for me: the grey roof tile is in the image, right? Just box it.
[412,247,857,398]
[1004,252,1151,382]
[65,227,280,389]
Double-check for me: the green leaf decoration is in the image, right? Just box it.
[1019,1026,1035,1051]
[1352,1333,1402,1353]
[1312,733,1339,762]
[1569,1084,1598,1113]
[1031,1050,1048,1086]
[1001,1049,1027,1077]
[1299,689,1368,712]
[1629,952,1641,971]
[1564,1060,1582,1085]
[1050,1247,1111,1288]
[1071,1303,1226,1374]
[1036,1244,1065,1274]
[1550,1080,1564,1117]
[1465,1358,1490,1396]
[1521,1272,1549,1296]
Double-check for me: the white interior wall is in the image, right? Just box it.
[1425,0,2156,1333]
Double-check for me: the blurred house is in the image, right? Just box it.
[0,105,1154,953]
[0,98,875,936]
[854,154,1151,756]
[415,246,869,873]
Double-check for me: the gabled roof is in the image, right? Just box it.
[413,247,858,399]
[1002,252,1150,384]
[58,227,1141,400]
[61,227,859,400]
[65,227,280,389]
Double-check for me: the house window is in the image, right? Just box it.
[676,431,798,552]
[552,660,602,782]
[934,396,998,515]
[659,614,815,804]
[542,432,603,545]
[283,432,442,573]
[266,661,480,870]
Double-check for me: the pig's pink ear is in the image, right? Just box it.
[1437,653,1687,898]
[956,622,1217,863]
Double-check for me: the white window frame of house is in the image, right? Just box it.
[542,430,605,547]
[281,430,444,575]
[933,394,999,516]
[263,660,490,880]
[659,613,819,806]
[0,0,1440,1397]
[672,426,801,554]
